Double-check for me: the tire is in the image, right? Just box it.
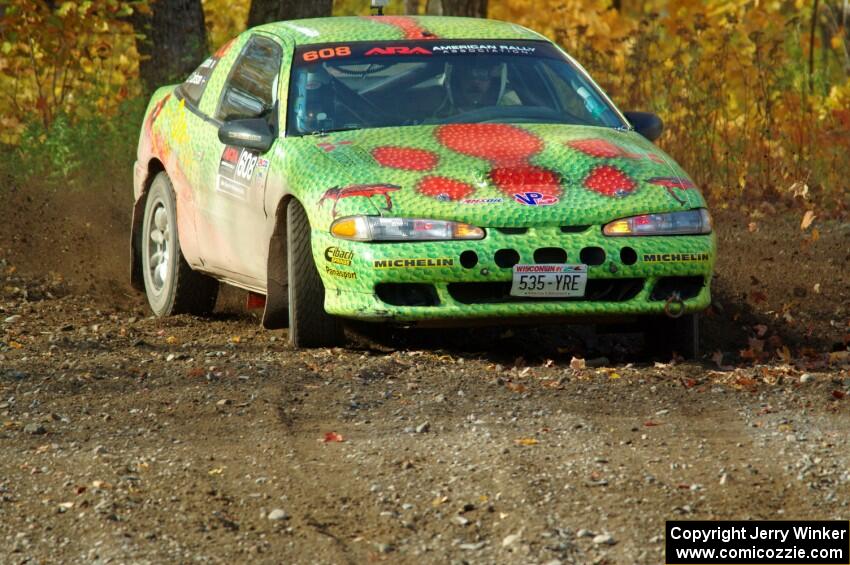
[141,172,218,316]
[286,199,344,348]
[643,313,700,360]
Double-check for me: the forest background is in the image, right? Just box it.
[0,0,848,214]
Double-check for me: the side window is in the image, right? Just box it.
[216,36,282,122]
[179,55,219,107]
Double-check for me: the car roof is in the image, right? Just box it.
[255,16,548,46]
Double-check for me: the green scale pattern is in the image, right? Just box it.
[139,15,716,323]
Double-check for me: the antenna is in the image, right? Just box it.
[371,0,389,16]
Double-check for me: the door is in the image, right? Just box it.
[194,34,284,286]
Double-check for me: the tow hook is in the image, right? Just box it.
[664,292,685,319]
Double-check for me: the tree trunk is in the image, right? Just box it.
[440,0,487,17]
[426,0,443,15]
[133,0,208,91]
[247,0,333,27]
[405,0,422,15]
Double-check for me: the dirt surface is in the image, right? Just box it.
[1,182,849,564]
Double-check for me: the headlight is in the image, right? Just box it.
[330,216,485,242]
[603,209,712,236]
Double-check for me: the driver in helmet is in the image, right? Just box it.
[295,67,336,133]
[434,58,520,117]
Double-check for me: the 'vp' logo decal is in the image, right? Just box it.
[513,192,559,206]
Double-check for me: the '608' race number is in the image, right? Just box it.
[303,46,351,62]
[235,150,258,180]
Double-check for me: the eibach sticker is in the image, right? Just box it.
[217,146,260,199]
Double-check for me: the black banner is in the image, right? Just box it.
[666,521,849,564]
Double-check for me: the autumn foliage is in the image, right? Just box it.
[0,0,144,141]
[491,0,850,209]
[1,0,848,209]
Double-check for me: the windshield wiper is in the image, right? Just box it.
[306,125,363,137]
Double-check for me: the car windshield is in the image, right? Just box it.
[287,40,626,136]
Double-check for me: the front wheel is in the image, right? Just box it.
[141,172,218,316]
[286,199,344,348]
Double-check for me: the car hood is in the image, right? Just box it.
[284,123,706,228]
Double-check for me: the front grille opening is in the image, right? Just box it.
[560,225,592,234]
[650,276,705,301]
[376,283,439,307]
[580,246,606,266]
[534,247,567,264]
[460,250,478,269]
[495,227,528,235]
[620,247,638,266]
[447,279,644,304]
[494,249,520,269]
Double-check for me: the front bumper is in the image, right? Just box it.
[313,225,716,324]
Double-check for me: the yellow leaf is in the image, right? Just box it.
[57,2,76,17]
[800,210,815,230]
[165,336,178,344]
[831,36,843,51]
[514,438,539,446]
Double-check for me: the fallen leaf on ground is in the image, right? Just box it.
[735,376,758,388]
[749,291,768,304]
[832,390,846,400]
[506,382,526,393]
[570,357,586,370]
[515,438,538,446]
[681,377,698,388]
[643,420,663,427]
[711,351,734,371]
[800,210,815,230]
[322,432,344,443]
[828,351,849,365]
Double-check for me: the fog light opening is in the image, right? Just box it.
[494,249,520,269]
[580,246,606,266]
[460,250,478,269]
[620,247,638,266]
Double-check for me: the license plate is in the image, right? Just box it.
[510,264,588,298]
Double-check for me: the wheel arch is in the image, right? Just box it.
[130,158,166,291]
[262,194,296,329]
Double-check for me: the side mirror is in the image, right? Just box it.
[218,118,274,153]
[623,111,664,142]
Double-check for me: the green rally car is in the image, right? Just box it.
[131,15,716,354]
